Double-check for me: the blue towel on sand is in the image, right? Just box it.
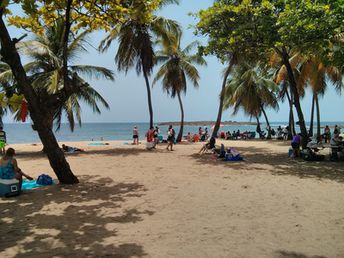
[21,180,55,190]
[88,142,109,146]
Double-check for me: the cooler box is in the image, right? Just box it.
[0,179,21,197]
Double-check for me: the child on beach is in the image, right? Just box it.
[166,125,175,151]
[0,126,6,155]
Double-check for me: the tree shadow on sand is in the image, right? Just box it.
[190,145,344,183]
[274,250,326,258]
[0,175,154,257]
[16,148,166,161]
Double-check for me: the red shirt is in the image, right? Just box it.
[146,130,154,142]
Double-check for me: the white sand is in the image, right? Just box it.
[0,140,343,257]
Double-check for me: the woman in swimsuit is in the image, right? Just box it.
[0,148,33,186]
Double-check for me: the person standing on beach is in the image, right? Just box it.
[323,125,331,143]
[154,126,160,145]
[166,125,175,151]
[133,126,139,145]
[0,126,6,155]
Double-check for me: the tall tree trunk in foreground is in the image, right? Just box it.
[143,67,154,128]
[315,93,321,137]
[212,59,236,138]
[261,106,271,139]
[176,91,184,143]
[309,94,315,136]
[280,48,308,148]
[0,12,78,184]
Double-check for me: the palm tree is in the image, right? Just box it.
[0,19,113,131]
[212,52,238,138]
[275,54,343,138]
[99,0,180,128]
[154,34,206,142]
[298,57,343,137]
[272,52,305,139]
[223,64,279,138]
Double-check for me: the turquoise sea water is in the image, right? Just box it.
[2,121,343,144]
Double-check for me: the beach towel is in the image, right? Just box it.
[88,142,109,146]
[22,179,55,190]
[224,153,243,161]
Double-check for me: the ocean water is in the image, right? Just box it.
[2,121,343,144]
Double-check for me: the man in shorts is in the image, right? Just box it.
[133,126,139,145]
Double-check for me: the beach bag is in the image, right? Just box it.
[37,174,53,185]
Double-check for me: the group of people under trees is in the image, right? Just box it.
[291,125,343,161]
[185,127,209,142]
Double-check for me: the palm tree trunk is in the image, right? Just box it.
[143,67,154,128]
[261,106,271,139]
[315,93,321,137]
[255,116,261,135]
[0,14,78,184]
[212,59,236,138]
[176,91,184,143]
[280,48,308,148]
[285,89,295,139]
[62,0,73,91]
[309,94,315,136]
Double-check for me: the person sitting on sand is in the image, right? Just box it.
[62,144,84,153]
[193,134,199,142]
[0,148,33,186]
[330,133,342,160]
[291,134,302,158]
[199,136,216,154]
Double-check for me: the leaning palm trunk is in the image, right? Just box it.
[309,94,315,136]
[261,106,271,139]
[255,116,261,135]
[286,89,295,139]
[143,67,154,128]
[0,15,78,184]
[212,61,235,138]
[315,93,321,137]
[176,91,184,143]
[281,49,308,148]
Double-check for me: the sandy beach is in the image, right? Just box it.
[1,140,344,258]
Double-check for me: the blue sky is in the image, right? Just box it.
[3,0,343,124]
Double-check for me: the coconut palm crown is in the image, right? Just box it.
[0,19,114,131]
[153,33,206,142]
[224,63,279,138]
[99,0,181,128]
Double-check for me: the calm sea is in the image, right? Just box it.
[2,122,343,144]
